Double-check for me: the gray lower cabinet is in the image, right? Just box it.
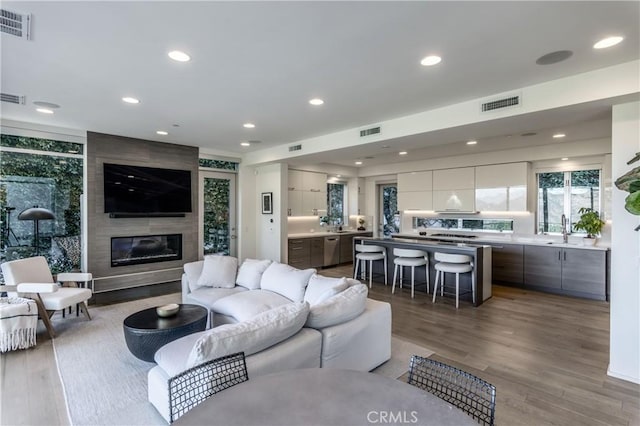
[490,243,524,284]
[340,235,354,264]
[524,246,562,289]
[288,239,311,269]
[524,245,606,300]
[561,248,606,297]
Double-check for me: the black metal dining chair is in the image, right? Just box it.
[169,352,249,423]
[408,355,496,426]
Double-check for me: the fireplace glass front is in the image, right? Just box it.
[111,234,182,267]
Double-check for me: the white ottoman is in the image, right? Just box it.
[0,297,38,352]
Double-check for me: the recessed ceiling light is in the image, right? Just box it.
[122,97,140,104]
[156,131,168,136]
[243,123,255,129]
[420,55,442,66]
[593,36,623,49]
[355,161,363,165]
[561,157,569,161]
[399,151,408,155]
[553,133,566,139]
[168,50,191,62]
[309,98,324,106]
[36,108,54,114]
[33,101,60,109]
[336,175,341,178]
[240,142,251,147]
[466,140,477,145]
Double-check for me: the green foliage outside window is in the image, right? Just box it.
[382,185,399,236]
[1,135,83,276]
[203,177,230,255]
[327,183,344,225]
[537,169,600,233]
[199,158,238,170]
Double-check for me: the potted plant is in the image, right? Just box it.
[573,207,605,245]
[357,217,366,231]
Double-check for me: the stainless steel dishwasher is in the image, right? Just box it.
[324,236,340,266]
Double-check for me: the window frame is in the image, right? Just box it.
[535,166,602,235]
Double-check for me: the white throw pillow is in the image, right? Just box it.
[260,262,315,302]
[304,275,349,306]
[196,256,238,288]
[236,258,272,290]
[187,301,310,368]
[305,284,368,329]
[211,289,291,322]
[184,260,205,292]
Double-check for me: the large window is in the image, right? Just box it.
[1,135,84,276]
[537,169,601,234]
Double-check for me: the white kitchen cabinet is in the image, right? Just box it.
[288,190,302,216]
[432,168,475,212]
[397,171,433,211]
[288,170,304,191]
[288,170,328,216]
[302,190,327,216]
[475,162,529,211]
[302,171,327,192]
[398,191,433,211]
[433,168,475,191]
[398,171,433,192]
[433,189,475,212]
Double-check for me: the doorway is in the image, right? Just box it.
[199,171,237,257]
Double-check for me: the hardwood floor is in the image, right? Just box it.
[1,264,638,425]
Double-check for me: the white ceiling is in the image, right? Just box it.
[1,1,639,165]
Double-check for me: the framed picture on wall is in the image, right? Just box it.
[261,192,273,214]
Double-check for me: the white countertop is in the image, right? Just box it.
[393,233,610,251]
[288,230,372,239]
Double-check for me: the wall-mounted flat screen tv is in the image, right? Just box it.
[103,163,192,214]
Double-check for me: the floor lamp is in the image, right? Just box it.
[18,207,55,256]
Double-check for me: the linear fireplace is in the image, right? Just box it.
[111,234,182,267]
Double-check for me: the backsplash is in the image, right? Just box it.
[401,211,534,235]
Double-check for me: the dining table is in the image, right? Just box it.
[174,368,477,425]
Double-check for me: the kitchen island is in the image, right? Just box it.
[354,237,492,307]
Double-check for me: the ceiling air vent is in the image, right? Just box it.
[481,94,520,112]
[1,9,31,40]
[289,144,302,152]
[1,92,25,104]
[360,126,381,137]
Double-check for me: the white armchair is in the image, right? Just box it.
[1,256,92,338]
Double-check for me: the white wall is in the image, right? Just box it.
[254,163,287,261]
[237,165,257,261]
[609,101,640,384]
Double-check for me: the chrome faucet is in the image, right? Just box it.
[561,214,568,243]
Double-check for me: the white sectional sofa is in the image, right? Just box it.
[148,256,392,421]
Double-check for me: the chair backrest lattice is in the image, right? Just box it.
[168,352,248,423]
[408,355,496,426]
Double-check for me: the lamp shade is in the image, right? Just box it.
[18,207,55,221]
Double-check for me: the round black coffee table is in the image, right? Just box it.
[123,304,208,362]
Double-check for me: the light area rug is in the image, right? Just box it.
[52,294,434,425]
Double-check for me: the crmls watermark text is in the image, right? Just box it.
[367,411,419,424]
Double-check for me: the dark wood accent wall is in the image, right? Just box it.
[86,132,199,293]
